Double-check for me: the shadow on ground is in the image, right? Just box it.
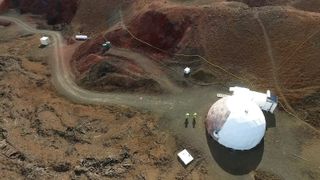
[264,111,276,129]
[206,132,264,175]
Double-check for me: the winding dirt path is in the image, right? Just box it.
[254,12,295,113]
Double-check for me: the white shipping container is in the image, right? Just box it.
[40,36,50,46]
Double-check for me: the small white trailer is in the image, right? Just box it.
[184,67,191,77]
[75,35,89,41]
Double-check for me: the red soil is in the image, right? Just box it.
[72,34,105,65]
[106,7,194,55]
[76,54,104,74]
[0,0,9,13]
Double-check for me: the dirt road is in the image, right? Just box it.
[254,11,295,113]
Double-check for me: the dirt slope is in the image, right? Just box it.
[70,0,320,127]
[0,0,79,24]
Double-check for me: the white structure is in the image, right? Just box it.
[102,41,111,47]
[229,86,278,113]
[75,35,89,41]
[40,36,50,46]
[184,67,191,75]
[177,149,194,165]
[206,95,266,150]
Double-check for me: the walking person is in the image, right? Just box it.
[185,113,190,128]
[192,113,197,128]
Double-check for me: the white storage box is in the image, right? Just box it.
[184,67,191,75]
[40,36,50,46]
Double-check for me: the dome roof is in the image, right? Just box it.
[206,96,266,150]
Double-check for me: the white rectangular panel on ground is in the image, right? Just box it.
[177,149,194,165]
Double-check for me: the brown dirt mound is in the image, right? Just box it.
[71,32,164,94]
[78,56,163,94]
[293,92,320,128]
[228,0,290,7]
[106,7,195,55]
[126,9,191,51]
[13,0,79,24]
[0,19,11,26]
[291,0,320,13]
[71,0,124,35]
[71,34,105,65]
[75,54,104,74]
[254,169,284,180]
[229,0,320,13]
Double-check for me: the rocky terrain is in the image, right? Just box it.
[0,24,207,179]
[79,55,162,94]
[1,1,320,179]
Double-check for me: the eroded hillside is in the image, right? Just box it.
[69,0,320,127]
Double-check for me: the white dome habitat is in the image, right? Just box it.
[206,96,266,150]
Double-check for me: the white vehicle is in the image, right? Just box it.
[184,67,191,77]
[75,35,89,41]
